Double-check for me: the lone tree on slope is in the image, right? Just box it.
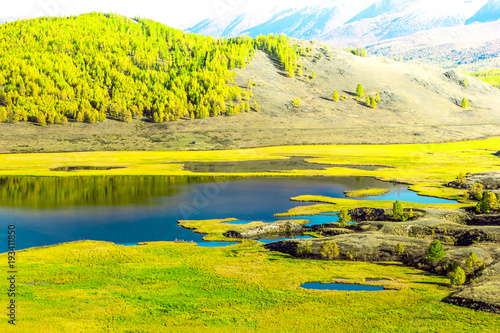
[428,240,445,263]
[333,90,339,101]
[462,98,469,108]
[356,84,364,99]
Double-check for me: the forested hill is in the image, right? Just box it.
[0,13,298,125]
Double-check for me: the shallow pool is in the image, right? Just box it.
[301,282,389,291]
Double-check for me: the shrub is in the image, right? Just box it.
[465,252,483,273]
[253,100,261,112]
[456,172,466,184]
[303,242,312,255]
[320,241,339,259]
[338,208,352,227]
[468,182,484,200]
[395,243,405,255]
[393,201,403,220]
[37,113,47,126]
[485,191,499,210]
[428,240,445,263]
[292,97,301,108]
[333,90,339,101]
[462,98,469,108]
[449,265,466,286]
[296,244,303,256]
[476,191,498,214]
[356,84,364,98]
[370,96,377,109]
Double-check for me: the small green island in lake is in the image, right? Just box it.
[344,188,390,198]
[1,10,500,333]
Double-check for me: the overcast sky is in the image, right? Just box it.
[0,0,339,28]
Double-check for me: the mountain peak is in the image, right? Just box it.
[345,0,412,24]
[465,0,500,24]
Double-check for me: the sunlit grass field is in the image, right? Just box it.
[1,241,499,332]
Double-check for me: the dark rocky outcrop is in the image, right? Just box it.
[349,207,423,222]
[350,207,387,221]
[265,234,499,277]
[467,172,500,190]
[448,171,500,191]
[265,234,429,263]
[466,213,500,226]
[224,221,306,239]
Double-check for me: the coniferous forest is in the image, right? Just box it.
[0,13,298,125]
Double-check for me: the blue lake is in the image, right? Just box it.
[0,176,456,250]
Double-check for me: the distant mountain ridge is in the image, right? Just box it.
[187,0,494,43]
[187,0,500,70]
[345,0,412,24]
[367,20,500,70]
[466,0,500,24]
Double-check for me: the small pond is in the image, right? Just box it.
[301,282,389,291]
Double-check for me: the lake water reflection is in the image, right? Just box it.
[0,176,455,250]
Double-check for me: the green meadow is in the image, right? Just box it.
[1,241,499,332]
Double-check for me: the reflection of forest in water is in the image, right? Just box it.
[0,176,233,209]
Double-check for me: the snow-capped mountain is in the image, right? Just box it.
[187,0,494,45]
[187,0,500,70]
[466,0,500,24]
[367,20,500,70]
[345,0,412,24]
[187,0,372,39]
[319,0,490,45]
